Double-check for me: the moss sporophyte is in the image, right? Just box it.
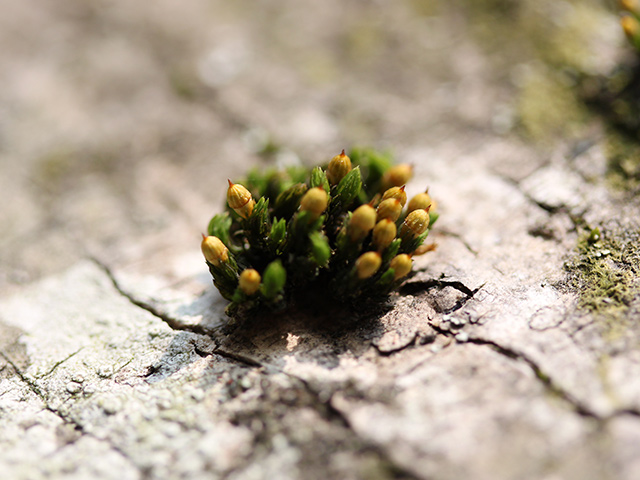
[621,0,640,51]
[201,148,439,316]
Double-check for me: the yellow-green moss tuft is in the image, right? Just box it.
[565,226,640,337]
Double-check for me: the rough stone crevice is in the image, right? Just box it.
[0,351,47,399]
[0,350,140,472]
[612,407,640,418]
[401,277,481,299]
[293,376,422,480]
[420,324,610,421]
[372,332,420,356]
[465,337,603,419]
[93,259,272,373]
[401,277,483,315]
[37,348,84,379]
[91,258,209,336]
[208,346,264,369]
[494,170,569,217]
[437,229,479,256]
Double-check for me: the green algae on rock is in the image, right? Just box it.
[201,149,438,316]
[565,225,640,335]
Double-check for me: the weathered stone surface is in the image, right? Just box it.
[2,0,640,479]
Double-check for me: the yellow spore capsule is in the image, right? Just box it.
[227,180,255,219]
[372,219,397,251]
[327,150,352,185]
[376,198,402,222]
[622,15,640,40]
[383,164,413,189]
[401,209,430,237]
[382,185,407,207]
[621,0,639,13]
[407,190,432,213]
[390,254,412,280]
[239,269,261,296]
[349,204,377,242]
[201,234,229,266]
[355,251,382,280]
[300,187,328,219]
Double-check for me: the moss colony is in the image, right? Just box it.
[566,225,640,335]
[201,149,438,316]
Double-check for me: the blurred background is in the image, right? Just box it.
[0,0,623,292]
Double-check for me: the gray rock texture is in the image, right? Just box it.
[1,0,640,479]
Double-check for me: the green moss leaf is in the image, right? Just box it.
[269,218,287,250]
[309,231,331,267]
[428,211,439,228]
[207,213,232,246]
[207,261,239,301]
[274,183,307,220]
[332,166,362,213]
[310,166,330,193]
[381,238,401,264]
[261,260,287,299]
[349,147,393,193]
[400,230,430,255]
[247,197,270,239]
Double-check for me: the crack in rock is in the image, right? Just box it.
[400,277,483,315]
[92,258,210,336]
[418,324,638,422]
[191,335,264,369]
[37,348,84,379]
[292,376,421,480]
[0,350,139,471]
[464,337,602,419]
[437,229,479,255]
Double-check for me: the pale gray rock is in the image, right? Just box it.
[1,1,640,479]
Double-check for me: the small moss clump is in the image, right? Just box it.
[604,130,640,191]
[574,1,640,192]
[201,149,438,316]
[517,69,587,141]
[565,225,640,333]
[621,0,640,53]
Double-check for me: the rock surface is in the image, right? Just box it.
[1,1,640,479]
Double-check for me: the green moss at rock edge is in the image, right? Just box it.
[565,225,640,337]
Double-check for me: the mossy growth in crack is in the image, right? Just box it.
[576,1,640,192]
[579,58,640,192]
[603,129,640,192]
[565,224,640,336]
[517,68,588,142]
[201,148,439,317]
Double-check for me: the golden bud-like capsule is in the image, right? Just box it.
[372,219,397,251]
[201,234,229,266]
[401,209,430,237]
[300,187,328,218]
[383,164,413,189]
[227,180,255,219]
[382,185,407,207]
[239,268,261,296]
[407,190,432,213]
[355,251,382,280]
[621,0,639,13]
[390,254,412,280]
[327,150,352,185]
[622,15,640,39]
[349,204,377,241]
[376,198,402,222]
